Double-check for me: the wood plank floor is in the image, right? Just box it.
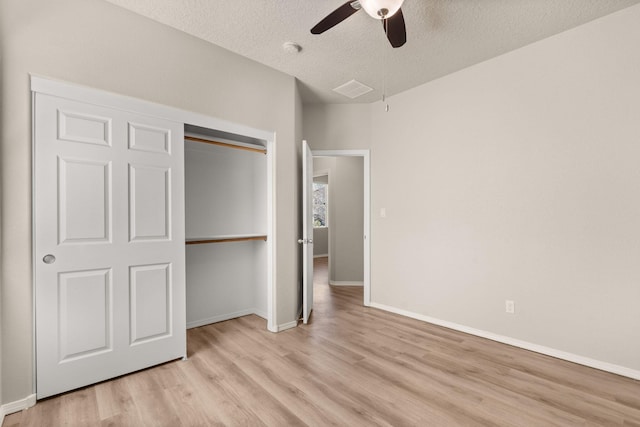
[5,256,640,426]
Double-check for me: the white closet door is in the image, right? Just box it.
[34,93,186,398]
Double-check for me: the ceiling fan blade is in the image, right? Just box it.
[382,8,407,48]
[311,1,360,34]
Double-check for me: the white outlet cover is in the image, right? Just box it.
[505,300,515,314]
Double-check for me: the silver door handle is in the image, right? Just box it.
[43,254,56,264]
[298,239,304,244]
[298,239,314,244]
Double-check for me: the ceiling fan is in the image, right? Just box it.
[311,0,407,48]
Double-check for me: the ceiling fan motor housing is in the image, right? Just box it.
[359,0,404,19]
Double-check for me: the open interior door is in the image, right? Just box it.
[300,140,314,324]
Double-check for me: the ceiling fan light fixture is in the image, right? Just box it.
[359,0,404,19]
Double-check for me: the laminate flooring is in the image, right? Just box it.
[5,256,640,426]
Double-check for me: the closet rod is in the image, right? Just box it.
[185,135,266,154]
[186,235,267,245]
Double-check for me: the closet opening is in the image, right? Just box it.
[184,123,274,332]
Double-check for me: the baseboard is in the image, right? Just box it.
[253,309,267,320]
[369,302,640,381]
[1,393,36,420]
[186,308,256,329]
[276,320,298,331]
[329,280,363,287]
[313,254,328,258]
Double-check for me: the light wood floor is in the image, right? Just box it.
[5,256,640,426]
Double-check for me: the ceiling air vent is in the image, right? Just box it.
[332,79,373,99]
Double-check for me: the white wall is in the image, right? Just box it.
[369,5,640,372]
[184,141,268,326]
[0,0,300,405]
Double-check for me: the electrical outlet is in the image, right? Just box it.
[505,300,515,314]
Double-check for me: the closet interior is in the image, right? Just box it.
[184,124,269,329]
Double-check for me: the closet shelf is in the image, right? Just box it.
[186,234,267,245]
[185,135,266,154]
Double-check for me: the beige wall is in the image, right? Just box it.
[312,157,364,282]
[305,104,370,284]
[303,103,372,151]
[0,0,300,404]
[313,227,329,256]
[369,5,640,371]
[332,157,364,283]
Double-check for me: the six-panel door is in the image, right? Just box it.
[34,93,186,398]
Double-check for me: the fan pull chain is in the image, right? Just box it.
[383,18,390,112]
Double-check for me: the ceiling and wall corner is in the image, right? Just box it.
[104,0,640,104]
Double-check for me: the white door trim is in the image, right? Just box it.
[311,149,371,307]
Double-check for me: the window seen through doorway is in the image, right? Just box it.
[313,182,328,228]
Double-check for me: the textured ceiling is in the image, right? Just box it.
[104,0,640,104]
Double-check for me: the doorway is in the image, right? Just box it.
[304,150,371,320]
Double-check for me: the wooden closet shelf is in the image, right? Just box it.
[185,135,266,154]
[186,235,267,245]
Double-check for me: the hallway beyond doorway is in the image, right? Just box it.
[312,256,363,321]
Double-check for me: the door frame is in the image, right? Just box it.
[311,149,371,306]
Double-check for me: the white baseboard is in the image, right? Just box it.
[186,308,256,329]
[313,254,328,258]
[329,280,363,287]
[370,302,640,381]
[253,309,267,320]
[1,393,36,421]
[276,320,298,331]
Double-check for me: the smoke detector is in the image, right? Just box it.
[282,42,302,54]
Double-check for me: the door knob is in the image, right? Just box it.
[43,254,56,264]
[298,239,305,244]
